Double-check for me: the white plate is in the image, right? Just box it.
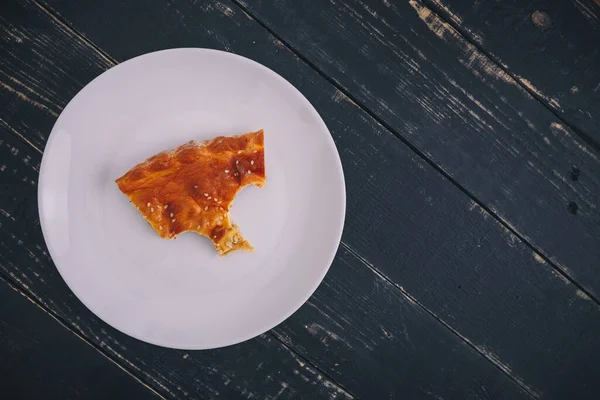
[38,48,345,349]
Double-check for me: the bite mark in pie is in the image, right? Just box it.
[115,130,265,256]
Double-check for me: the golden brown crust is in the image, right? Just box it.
[115,130,265,256]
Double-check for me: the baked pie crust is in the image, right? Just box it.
[115,130,265,256]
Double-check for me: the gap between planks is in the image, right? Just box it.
[0,117,42,154]
[267,330,358,399]
[419,0,600,152]
[32,0,118,67]
[228,0,600,308]
[0,272,168,400]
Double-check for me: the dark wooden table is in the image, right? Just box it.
[1,0,599,398]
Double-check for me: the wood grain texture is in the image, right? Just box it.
[235,0,600,300]
[3,0,600,398]
[0,132,530,399]
[271,245,532,400]
[0,0,114,152]
[0,275,161,399]
[424,0,600,147]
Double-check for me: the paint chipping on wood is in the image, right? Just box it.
[216,3,234,17]
[475,346,541,398]
[305,323,346,347]
[501,229,518,247]
[273,38,286,49]
[533,252,546,264]
[467,200,490,220]
[550,122,569,135]
[3,27,25,43]
[409,0,452,41]
[427,0,484,45]
[241,9,254,20]
[381,328,395,339]
[285,351,353,399]
[574,0,600,22]
[332,88,357,106]
[429,0,463,24]
[3,74,57,106]
[576,289,591,301]
[0,208,16,222]
[272,382,288,399]
[514,75,561,109]
[445,77,509,130]
[398,287,418,306]
[550,122,598,161]
[409,0,516,97]
[0,81,59,117]
[332,89,346,103]
[460,50,513,85]
[410,0,571,127]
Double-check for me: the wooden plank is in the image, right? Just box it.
[3,0,600,398]
[0,131,530,399]
[0,275,161,400]
[423,0,600,147]
[231,0,600,299]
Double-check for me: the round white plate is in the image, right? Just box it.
[38,48,345,349]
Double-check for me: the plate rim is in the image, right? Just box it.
[38,47,346,349]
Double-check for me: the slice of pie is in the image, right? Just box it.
[115,130,265,256]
